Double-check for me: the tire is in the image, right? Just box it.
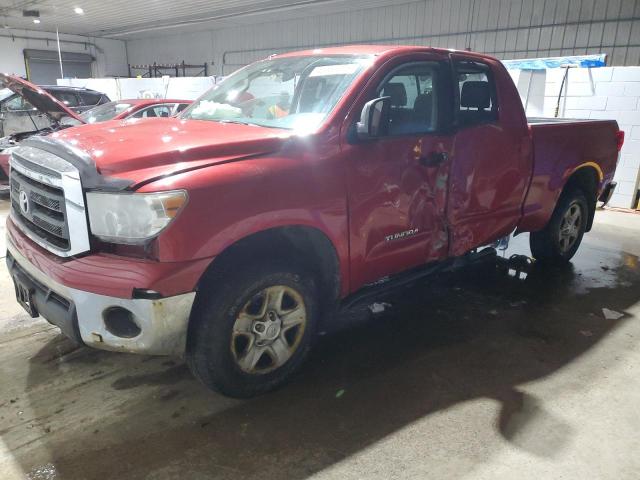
[186,261,318,398]
[529,188,589,264]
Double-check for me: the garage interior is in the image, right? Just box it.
[1,1,640,479]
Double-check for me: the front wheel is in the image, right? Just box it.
[186,262,318,398]
[529,189,589,264]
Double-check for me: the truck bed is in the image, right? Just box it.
[518,116,619,233]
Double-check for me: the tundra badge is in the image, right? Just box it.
[385,228,419,242]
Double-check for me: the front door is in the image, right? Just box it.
[343,57,453,290]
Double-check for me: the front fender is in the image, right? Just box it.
[137,145,349,289]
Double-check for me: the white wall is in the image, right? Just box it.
[58,76,216,101]
[126,0,640,75]
[0,29,128,79]
[511,66,640,209]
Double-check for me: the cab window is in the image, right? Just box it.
[454,61,498,127]
[376,62,438,136]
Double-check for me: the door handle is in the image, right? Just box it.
[419,151,449,167]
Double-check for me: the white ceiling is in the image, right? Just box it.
[0,0,392,39]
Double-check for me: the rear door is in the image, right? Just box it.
[343,53,454,289]
[446,54,531,256]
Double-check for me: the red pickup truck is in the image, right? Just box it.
[5,45,623,397]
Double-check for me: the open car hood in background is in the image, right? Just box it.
[0,73,85,124]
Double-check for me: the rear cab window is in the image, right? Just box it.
[453,60,498,128]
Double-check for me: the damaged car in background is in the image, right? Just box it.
[0,74,189,194]
[0,75,91,193]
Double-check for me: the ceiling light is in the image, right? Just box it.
[33,19,40,24]
[74,7,84,14]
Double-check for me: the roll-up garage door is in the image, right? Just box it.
[24,49,94,84]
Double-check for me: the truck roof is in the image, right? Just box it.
[273,44,496,61]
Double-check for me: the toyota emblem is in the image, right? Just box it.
[19,190,29,215]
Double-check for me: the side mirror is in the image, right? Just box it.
[356,96,390,140]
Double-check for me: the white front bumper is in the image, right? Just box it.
[8,238,195,356]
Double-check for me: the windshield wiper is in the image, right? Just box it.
[216,119,259,127]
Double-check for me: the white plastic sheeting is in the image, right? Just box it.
[56,76,217,101]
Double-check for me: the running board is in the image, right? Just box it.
[340,247,498,310]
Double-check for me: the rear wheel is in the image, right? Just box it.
[186,262,317,398]
[529,189,589,264]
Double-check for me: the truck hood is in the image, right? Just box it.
[0,74,85,124]
[49,117,292,186]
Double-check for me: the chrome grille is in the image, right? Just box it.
[30,190,62,212]
[9,146,90,257]
[10,169,70,250]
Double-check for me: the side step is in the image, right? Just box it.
[340,247,498,309]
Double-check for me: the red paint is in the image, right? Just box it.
[9,45,620,300]
[6,220,211,298]
[0,152,9,177]
[516,119,619,233]
[616,130,625,152]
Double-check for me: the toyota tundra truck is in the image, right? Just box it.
[5,45,623,397]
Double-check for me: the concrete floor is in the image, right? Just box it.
[1,195,639,480]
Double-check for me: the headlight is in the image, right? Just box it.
[87,190,187,244]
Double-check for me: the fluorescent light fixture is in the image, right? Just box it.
[74,7,84,14]
[33,19,40,24]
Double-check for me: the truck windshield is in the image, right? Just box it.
[182,55,372,132]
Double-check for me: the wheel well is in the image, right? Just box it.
[563,167,599,231]
[197,226,341,315]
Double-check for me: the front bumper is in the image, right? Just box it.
[6,237,196,356]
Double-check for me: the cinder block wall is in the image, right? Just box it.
[511,67,640,209]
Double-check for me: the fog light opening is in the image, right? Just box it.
[103,307,141,338]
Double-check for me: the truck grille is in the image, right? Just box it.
[11,169,70,250]
[9,145,90,257]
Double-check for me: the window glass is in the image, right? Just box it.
[455,61,498,127]
[132,105,174,118]
[79,91,102,106]
[182,55,371,132]
[175,103,189,113]
[80,101,132,123]
[0,88,13,102]
[377,63,438,136]
[50,91,80,107]
[4,96,32,111]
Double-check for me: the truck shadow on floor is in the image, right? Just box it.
[9,247,640,479]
